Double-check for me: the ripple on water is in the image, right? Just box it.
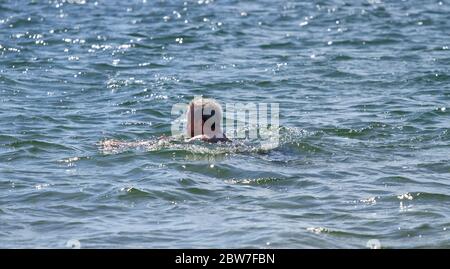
[1,0,450,248]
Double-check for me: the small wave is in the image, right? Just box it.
[407,192,450,202]
[224,177,284,185]
[259,41,297,49]
[332,38,402,47]
[8,140,73,151]
[306,227,330,234]
[99,126,312,157]
[118,187,155,200]
[376,176,419,185]
[99,138,266,156]
[320,122,390,139]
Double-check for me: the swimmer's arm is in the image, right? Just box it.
[186,134,231,143]
[186,135,208,142]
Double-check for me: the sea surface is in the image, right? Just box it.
[0,0,449,248]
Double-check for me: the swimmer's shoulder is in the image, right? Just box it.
[187,133,230,143]
[207,135,230,143]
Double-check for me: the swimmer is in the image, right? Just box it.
[185,97,230,143]
[99,97,229,151]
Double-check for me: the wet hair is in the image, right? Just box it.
[187,98,222,137]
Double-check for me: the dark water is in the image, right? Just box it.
[1,0,449,248]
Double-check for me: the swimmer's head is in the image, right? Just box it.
[186,97,223,138]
